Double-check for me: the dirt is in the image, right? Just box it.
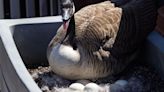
[28,64,164,92]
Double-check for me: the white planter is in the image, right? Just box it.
[0,16,62,92]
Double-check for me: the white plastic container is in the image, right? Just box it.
[0,16,62,92]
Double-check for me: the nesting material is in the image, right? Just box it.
[28,66,72,92]
[28,64,164,92]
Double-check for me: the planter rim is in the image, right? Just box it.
[0,16,62,92]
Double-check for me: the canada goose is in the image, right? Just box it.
[47,0,157,80]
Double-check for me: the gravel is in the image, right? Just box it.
[28,64,164,92]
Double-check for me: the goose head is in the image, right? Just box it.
[61,0,75,23]
[47,1,123,80]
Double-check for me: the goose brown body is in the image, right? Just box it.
[47,0,157,80]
